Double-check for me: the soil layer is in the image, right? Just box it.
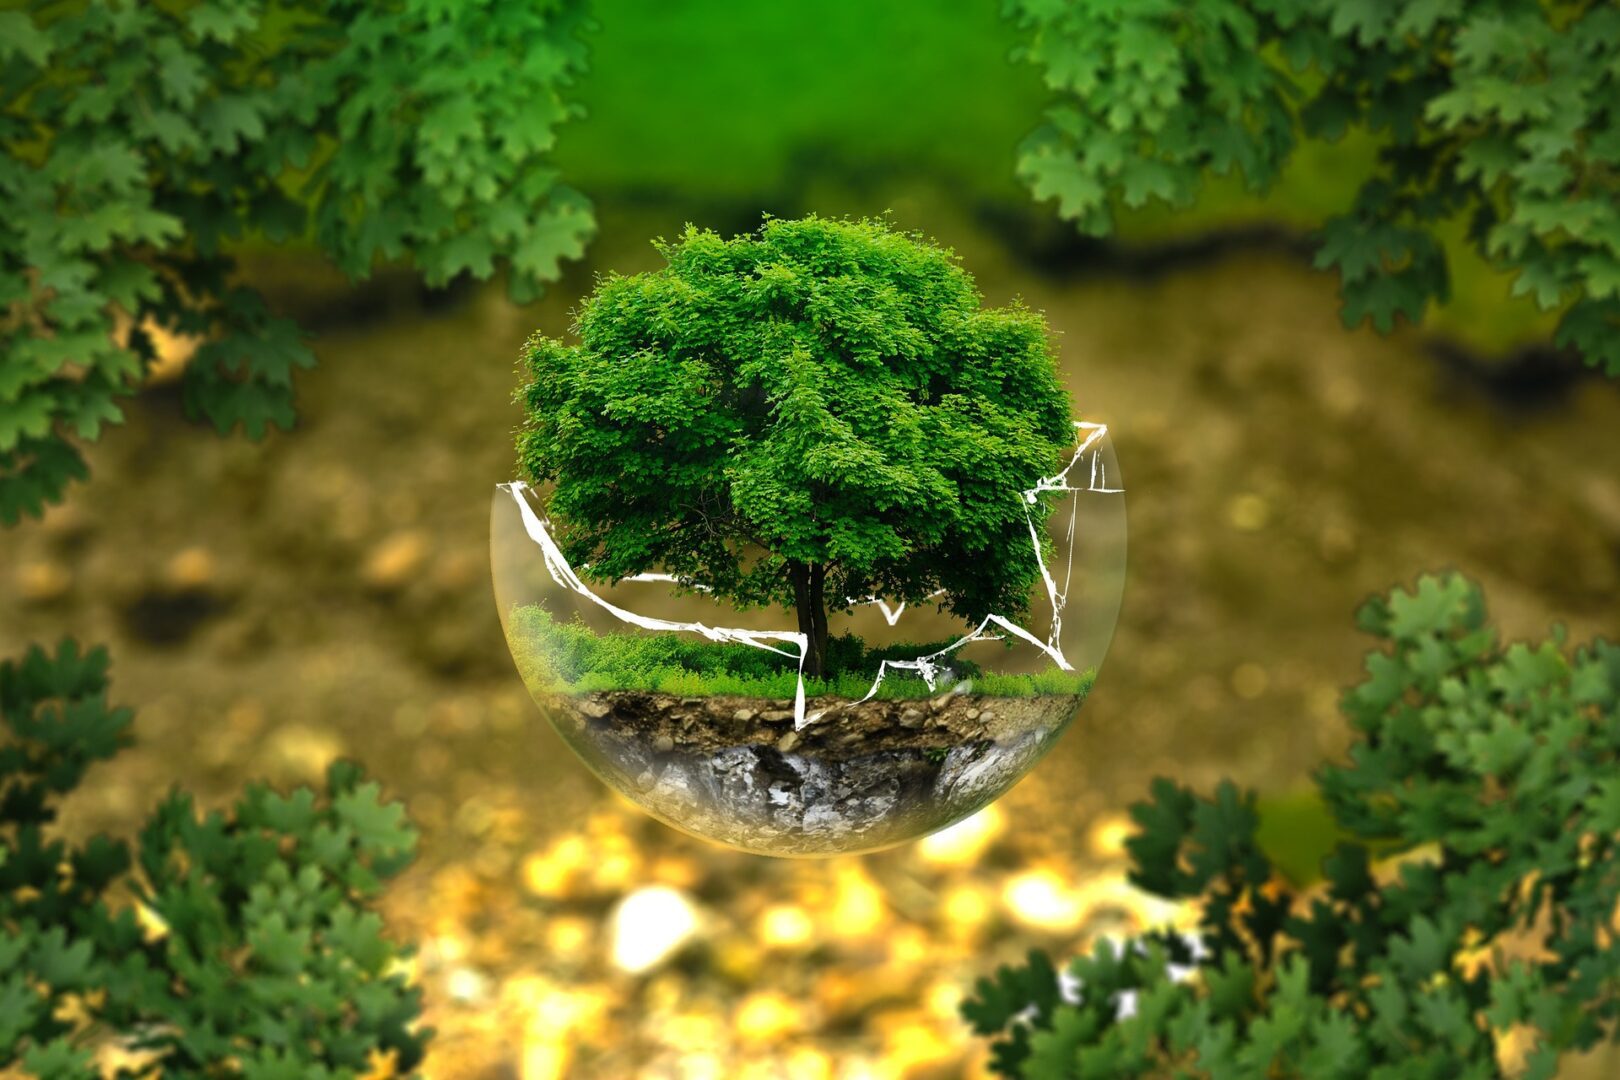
[546,690,1084,854]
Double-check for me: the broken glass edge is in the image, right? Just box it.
[499,421,1123,730]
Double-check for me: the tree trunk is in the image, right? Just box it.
[810,562,830,681]
[789,561,830,679]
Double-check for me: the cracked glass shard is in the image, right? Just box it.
[498,421,1122,730]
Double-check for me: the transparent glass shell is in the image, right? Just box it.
[491,421,1126,856]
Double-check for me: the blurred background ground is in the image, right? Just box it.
[4,3,1620,1077]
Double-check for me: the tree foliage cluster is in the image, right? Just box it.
[1006,0,1620,373]
[0,0,594,525]
[964,574,1620,1078]
[517,216,1075,678]
[0,640,427,1079]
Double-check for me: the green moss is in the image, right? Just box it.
[508,605,1093,700]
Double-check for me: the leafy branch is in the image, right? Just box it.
[964,574,1620,1077]
[0,0,596,525]
[0,639,428,1078]
[1006,0,1620,373]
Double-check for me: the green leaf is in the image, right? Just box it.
[1556,299,1620,375]
[30,928,96,989]
[508,191,596,288]
[1026,1007,1102,1078]
[1315,217,1392,285]
[153,36,207,108]
[1126,778,1198,896]
[188,2,258,44]
[1386,574,1480,640]
[1329,0,1390,46]
[0,393,56,453]
[1393,0,1461,38]
[1204,952,1256,1021]
[0,972,42,1049]
[0,12,51,66]
[333,781,416,865]
[246,912,312,975]
[1577,251,1620,302]
[1511,254,1571,310]
[1387,915,1448,980]
[1020,138,1111,232]
[325,907,392,973]
[198,93,266,153]
[1340,267,1430,333]
[962,950,1061,1035]
[20,1038,95,1080]
[0,437,89,525]
[1117,156,1182,208]
[423,229,497,283]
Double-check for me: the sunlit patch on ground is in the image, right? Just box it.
[380,783,1195,1079]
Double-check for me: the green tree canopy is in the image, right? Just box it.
[1006,0,1620,374]
[0,0,594,526]
[517,216,1075,678]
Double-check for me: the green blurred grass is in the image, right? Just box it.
[552,0,1554,354]
[561,665,1096,701]
[552,0,1047,205]
[508,604,1094,700]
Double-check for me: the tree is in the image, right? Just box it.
[516,216,1075,680]
[963,574,1620,1078]
[1004,0,1620,374]
[0,0,595,525]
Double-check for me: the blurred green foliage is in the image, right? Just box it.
[0,639,426,1078]
[964,574,1620,1077]
[1005,0,1619,372]
[0,0,593,525]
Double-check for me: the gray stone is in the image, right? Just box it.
[546,686,1085,855]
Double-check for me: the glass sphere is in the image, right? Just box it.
[490,421,1126,855]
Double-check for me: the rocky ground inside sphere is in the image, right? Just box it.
[547,690,1084,855]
